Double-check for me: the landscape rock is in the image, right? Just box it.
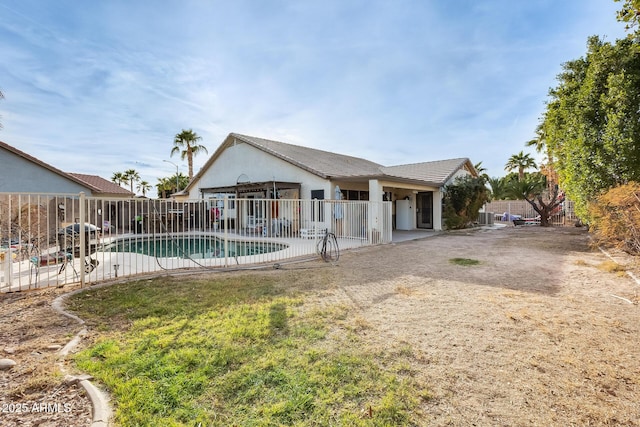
[0,358,17,370]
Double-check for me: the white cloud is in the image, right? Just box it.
[0,0,629,186]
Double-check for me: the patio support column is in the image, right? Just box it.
[433,190,443,231]
[368,179,383,243]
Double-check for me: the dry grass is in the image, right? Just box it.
[597,260,626,273]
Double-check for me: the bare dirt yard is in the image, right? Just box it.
[2,225,640,426]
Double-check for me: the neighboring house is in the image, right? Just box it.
[67,173,134,198]
[0,140,133,197]
[183,133,477,231]
[0,140,135,237]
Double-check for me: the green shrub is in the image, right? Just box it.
[443,175,491,229]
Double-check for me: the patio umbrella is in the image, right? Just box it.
[334,185,343,221]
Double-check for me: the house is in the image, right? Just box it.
[183,133,477,231]
[0,140,135,238]
[0,140,133,197]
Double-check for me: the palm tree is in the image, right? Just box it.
[171,129,208,180]
[487,177,507,200]
[176,173,189,191]
[111,172,126,187]
[525,125,547,154]
[136,180,152,197]
[123,169,140,194]
[156,177,173,199]
[473,161,489,182]
[505,151,537,181]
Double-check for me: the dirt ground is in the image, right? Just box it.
[1,225,639,426]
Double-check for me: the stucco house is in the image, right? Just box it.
[183,133,477,231]
[0,140,133,197]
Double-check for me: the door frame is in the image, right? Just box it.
[416,191,433,229]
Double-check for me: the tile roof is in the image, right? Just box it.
[381,158,474,186]
[231,134,475,185]
[68,173,134,196]
[188,132,475,191]
[231,133,384,178]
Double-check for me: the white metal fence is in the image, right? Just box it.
[0,193,392,293]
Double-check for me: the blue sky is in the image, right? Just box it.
[0,0,629,194]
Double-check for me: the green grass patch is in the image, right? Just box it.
[68,276,428,426]
[448,257,481,266]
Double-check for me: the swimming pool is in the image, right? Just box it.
[107,236,288,259]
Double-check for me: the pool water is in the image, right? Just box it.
[108,236,287,259]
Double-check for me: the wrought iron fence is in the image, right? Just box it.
[0,193,392,293]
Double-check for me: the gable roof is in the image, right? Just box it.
[0,140,134,196]
[68,173,134,196]
[0,140,100,192]
[229,133,384,178]
[381,158,476,186]
[188,132,476,192]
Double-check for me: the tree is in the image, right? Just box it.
[111,172,126,187]
[541,35,640,220]
[171,129,208,180]
[473,161,489,182]
[615,0,640,30]
[175,172,189,191]
[442,175,491,229]
[487,177,508,200]
[136,180,151,197]
[123,169,140,194]
[505,174,564,227]
[156,177,173,199]
[505,151,537,181]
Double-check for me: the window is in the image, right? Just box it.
[310,190,325,221]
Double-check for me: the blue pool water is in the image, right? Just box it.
[108,236,287,259]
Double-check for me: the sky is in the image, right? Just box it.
[0,0,629,195]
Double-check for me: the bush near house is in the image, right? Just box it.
[443,176,491,229]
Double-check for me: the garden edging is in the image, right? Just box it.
[52,291,112,427]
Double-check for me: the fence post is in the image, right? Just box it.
[79,192,86,287]
[223,195,229,268]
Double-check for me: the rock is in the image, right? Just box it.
[47,344,62,351]
[0,358,17,370]
[3,347,15,354]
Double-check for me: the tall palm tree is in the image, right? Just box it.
[505,151,537,181]
[136,180,152,197]
[111,172,126,187]
[123,169,140,194]
[171,129,208,180]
